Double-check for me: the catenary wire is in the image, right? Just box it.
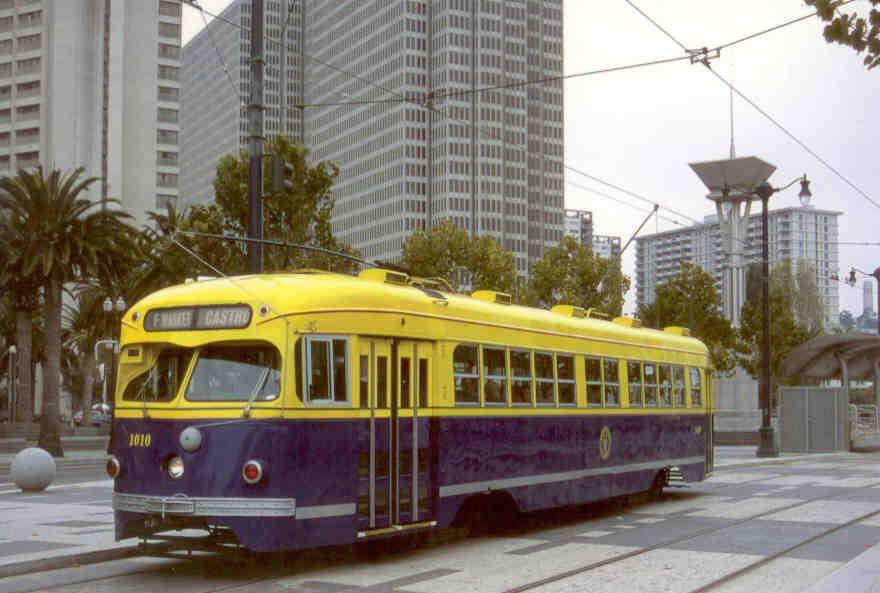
[623,0,880,211]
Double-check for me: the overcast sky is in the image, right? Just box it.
[182,0,880,317]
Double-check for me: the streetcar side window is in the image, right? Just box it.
[557,354,576,406]
[418,358,429,408]
[644,362,658,407]
[585,357,603,407]
[689,367,703,407]
[658,365,672,407]
[627,361,643,407]
[510,349,532,406]
[122,347,193,402]
[303,336,349,405]
[359,355,369,409]
[453,344,479,405]
[672,365,685,407]
[482,346,507,406]
[604,359,620,407]
[534,352,555,406]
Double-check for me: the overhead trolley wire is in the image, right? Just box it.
[622,0,880,212]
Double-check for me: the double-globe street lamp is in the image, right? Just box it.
[95,297,126,407]
[753,175,812,457]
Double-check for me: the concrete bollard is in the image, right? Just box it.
[10,447,56,492]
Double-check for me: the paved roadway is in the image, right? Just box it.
[2,451,880,593]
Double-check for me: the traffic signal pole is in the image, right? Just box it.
[247,0,265,274]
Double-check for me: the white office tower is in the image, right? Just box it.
[180,0,303,208]
[181,1,565,271]
[635,206,841,328]
[308,1,565,271]
[865,280,875,318]
[0,0,182,224]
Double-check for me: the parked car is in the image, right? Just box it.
[89,403,112,426]
[73,410,84,426]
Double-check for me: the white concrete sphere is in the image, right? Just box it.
[11,447,56,492]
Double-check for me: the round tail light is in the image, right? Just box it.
[166,456,184,480]
[106,456,121,478]
[242,460,263,485]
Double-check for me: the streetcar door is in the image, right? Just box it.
[357,338,392,531]
[706,370,715,474]
[393,341,435,526]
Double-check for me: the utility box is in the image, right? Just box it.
[778,387,849,453]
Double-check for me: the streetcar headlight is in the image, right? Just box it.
[106,455,121,479]
[166,456,184,480]
[242,460,263,485]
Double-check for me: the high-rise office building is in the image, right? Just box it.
[180,0,302,208]
[635,205,840,327]
[0,0,182,224]
[864,279,874,318]
[181,0,565,272]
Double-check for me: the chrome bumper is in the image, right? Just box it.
[113,492,296,518]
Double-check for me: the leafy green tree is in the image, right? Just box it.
[0,167,137,456]
[639,263,737,373]
[401,220,519,295]
[792,259,825,334]
[207,135,356,273]
[806,0,880,70]
[839,309,856,331]
[527,236,630,315]
[737,260,815,400]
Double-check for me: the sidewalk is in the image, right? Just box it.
[0,446,873,580]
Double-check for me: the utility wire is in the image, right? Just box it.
[566,180,686,228]
[623,0,880,212]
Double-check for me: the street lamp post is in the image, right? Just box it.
[753,176,812,458]
[101,297,126,406]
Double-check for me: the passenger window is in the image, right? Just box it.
[359,354,369,409]
[557,354,575,405]
[377,356,388,408]
[534,352,555,405]
[585,357,602,407]
[418,359,429,408]
[304,337,349,404]
[627,361,643,407]
[644,362,658,407]
[400,357,411,408]
[658,365,672,407]
[604,359,620,407]
[510,349,532,405]
[123,347,192,402]
[690,367,702,407]
[453,344,479,405]
[482,347,507,405]
[672,365,685,407]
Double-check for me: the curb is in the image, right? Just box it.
[0,545,140,579]
[716,451,854,470]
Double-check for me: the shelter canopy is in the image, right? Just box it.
[782,334,880,382]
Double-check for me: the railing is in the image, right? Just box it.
[849,404,880,436]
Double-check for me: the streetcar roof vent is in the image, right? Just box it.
[358,268,409,286]
[664,326,692,337]
[551,304,586,318]
[471,290,512,305]
[613,316,643,329]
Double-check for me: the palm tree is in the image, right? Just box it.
[0,167,135,456]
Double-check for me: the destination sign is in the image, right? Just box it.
[144,305,252,332]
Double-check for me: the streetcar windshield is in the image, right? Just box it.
[184,344,281,402]
[122,347,193,402]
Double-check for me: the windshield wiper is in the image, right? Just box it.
[242,367,271,418]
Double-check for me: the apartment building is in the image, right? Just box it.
[0,0,182,224]
[635,205,841,327]
[181,0,565,272]
[564,208,593,250]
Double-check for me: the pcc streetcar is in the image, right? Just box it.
[109,269,714,551]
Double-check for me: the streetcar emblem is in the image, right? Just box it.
[599,426,612,460]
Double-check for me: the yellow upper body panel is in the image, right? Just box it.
[120,271,709,358]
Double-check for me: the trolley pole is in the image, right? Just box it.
[247,0,265,274]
